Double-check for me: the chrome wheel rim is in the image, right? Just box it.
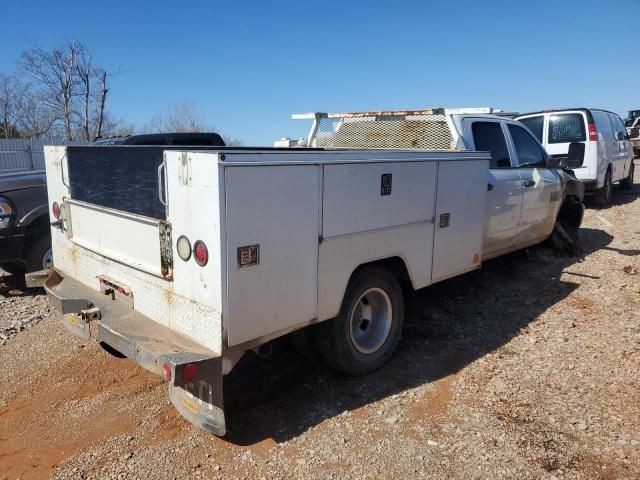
[349,287,392,354]
[42,248,53,270]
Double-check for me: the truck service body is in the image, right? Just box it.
[44,110,584,435]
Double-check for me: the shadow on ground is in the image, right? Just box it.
[0,271,46,298]
[585,163,639,210]
[222,227,616,445]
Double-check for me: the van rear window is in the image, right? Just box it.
[519,116,544,142]
[549,114,586,144]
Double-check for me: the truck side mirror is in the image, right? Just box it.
[629,127,640,139]
[565,142,585,169]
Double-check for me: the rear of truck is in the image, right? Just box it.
[44,145,227,434]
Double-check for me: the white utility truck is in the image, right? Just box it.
[44,109,584,436]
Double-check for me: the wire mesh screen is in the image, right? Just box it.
[311,112,454,150]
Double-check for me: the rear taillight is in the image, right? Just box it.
[52,202,60,219]
[163,363,172,382]
[182,363,198,381]
[588,122,597,141]
[194,240,208,266]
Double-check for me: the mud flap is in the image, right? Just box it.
[24,269,52,288]
[166,357,226,436]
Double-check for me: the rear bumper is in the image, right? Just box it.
[44,269,226,436]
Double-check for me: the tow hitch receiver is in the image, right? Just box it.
[64,307,101,340]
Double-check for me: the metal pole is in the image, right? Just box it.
[27,143,34,170]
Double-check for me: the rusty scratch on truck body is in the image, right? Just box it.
[159,221,173,280]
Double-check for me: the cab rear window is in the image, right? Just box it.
[549,113,586,144]
[519,116,544,142]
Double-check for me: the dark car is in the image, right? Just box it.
[0,133,226,276]
[93,132,225,146]
[0,170,52,274]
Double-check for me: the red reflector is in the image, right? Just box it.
[183,363,198,381]
[163,363,172,382]
[588,122,597,141]
[52,202,60,219]
[194,241,208,266]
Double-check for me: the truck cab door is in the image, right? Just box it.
[463,118,523,259]
[505,123,562,245]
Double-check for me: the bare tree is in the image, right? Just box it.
[21,41,81,140]
[148,101,209,133]
[144,101,242,144]
[16,40,116,141]
[94,69,108,139]
[75,44,92,141]
[14,90,59,138]
[0,73,18,138]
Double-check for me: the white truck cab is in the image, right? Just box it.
[516,109,635,205]
[451,114,564,259]
[298,109,582,260]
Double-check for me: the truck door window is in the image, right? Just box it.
[519,116,544,142]
[471,122,511,168]
[508,124,546,168]
[548,114,586,144]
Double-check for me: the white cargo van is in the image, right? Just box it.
[516,109,635,205]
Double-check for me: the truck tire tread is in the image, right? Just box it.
[315,266,404,376]
[620,161,635,191]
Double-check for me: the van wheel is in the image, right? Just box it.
[620,161,635,190]
[315,266,404,376]
[594,170,612,206]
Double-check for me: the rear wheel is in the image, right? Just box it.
[315,266,404,376]
[620,161,635,190]
[594,169,612,206]
[25,235,53,273]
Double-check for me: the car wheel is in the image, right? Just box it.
[594,170,612,206]
[620,161,635,190]
[0,261,26,276]
[25,235,53,273]
[315,266,404,376]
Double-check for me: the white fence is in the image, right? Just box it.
[0,139,84,174]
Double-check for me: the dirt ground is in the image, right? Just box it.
[0,163,638,480]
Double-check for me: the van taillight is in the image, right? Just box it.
[588,122,597,141]
[52,202,60,219]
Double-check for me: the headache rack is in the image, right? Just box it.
[294,109,454,150]
[293,107,518,150]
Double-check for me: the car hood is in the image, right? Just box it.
[0,170,47,192]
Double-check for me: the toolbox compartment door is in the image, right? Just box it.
[431,159,488,282]
[223,165,320,347]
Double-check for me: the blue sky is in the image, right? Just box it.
[1,0,639,145]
